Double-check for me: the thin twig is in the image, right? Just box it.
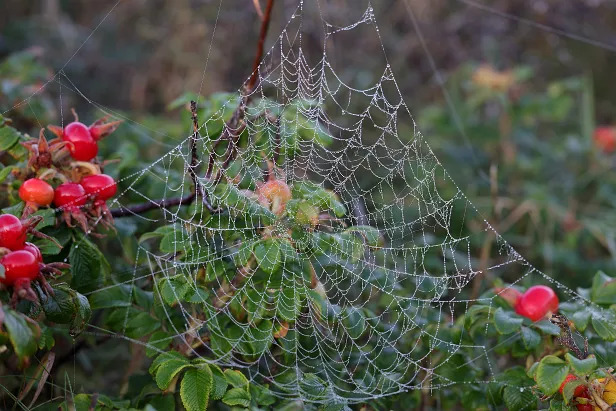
[110,1,275,218]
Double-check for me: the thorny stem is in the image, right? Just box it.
[110,0,276,218]
[550,313,589,359]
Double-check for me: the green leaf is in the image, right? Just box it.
[126,312,161,338]
[39,284,92,335]
[31,208,56,230]
[3,309,38,361]
[565,353,597,376]
[222,388,251,407]
[344,226,384,248]
[590,271,616,305]
[254,239,282,274]
[155,360,192,390]
[520,326,541,350]
[146,331,174,357]
[570,311,591,332]
[299,374,328,401]
[209,364,228,400]
[251,384,277,406]
[591,314,616,341]
[503,385,535,411]
[180,367,213,411]
[69,235,109,293]
[494,308,523,334]
[159,276,192,305]
[277,288,302,322]
[0,125,21,151]
[0,166,15,183]
[562,379,585,404]
[224,369,249,389]
[532,320,561,336]
[89,285,133,309]
[149,352,187,375]
[234,239,255,267]
[535,355,569,395]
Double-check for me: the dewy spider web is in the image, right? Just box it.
[7,0,616,407]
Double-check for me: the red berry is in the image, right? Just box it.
[54,183,87,210]
[515,285,559,322]
[62,122,98,161]
[19,178,55,207]
[0,214,26,250]
[22,242,43,263]
[80,174,117,202]
[593,126,616,153]
[0,250,39,285]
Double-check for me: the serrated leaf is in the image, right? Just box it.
[591,271,616,305]
[565,353,597,375]
[4,309,38,361]
[180,367,213,411]
[494,307,523,334]
[159,276,192,305]
[535,355,569,395]
[69,235,108,293]
[222,387,251,407]
[224,369,249,389]
[591,314,616,341]
[209,364,228,400]
[503,385,535,411]
[254,239,282,274]
[149,351,187,375]
[155,360,192,390]
[532,319,561,336]
[520,326,541,350]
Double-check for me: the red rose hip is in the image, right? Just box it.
[0,214,27,250]
[0,250,39,285]
[23,242,43,263]
[80,174,117,203]
[54,183,87,210]
[515,285,559,322]
[62,122,98,161]
[19,178,55,207]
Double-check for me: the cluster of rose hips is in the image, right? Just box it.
[496,284,559,322]
[18,111,121,231]
[0,214,68,305]
[0,112,122,305]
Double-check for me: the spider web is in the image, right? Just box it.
[3,0,616,408]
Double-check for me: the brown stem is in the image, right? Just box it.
[111,0,276,218]
[248,0,275,91]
